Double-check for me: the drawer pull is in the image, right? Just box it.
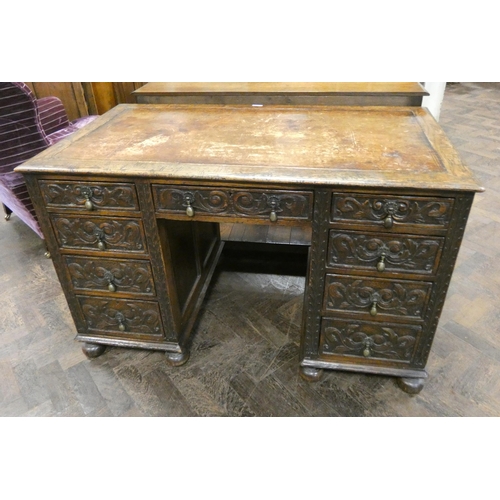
[363,340,372,357]
[376,254,386,272]
[186,203,195,217]
[81,187,94,211]
[384,215,393,229]
[104,272,116,292]
[94,229,106,250]
[116,313,126,332]
[370,301,378,317]
[183,193,195,217]
[268,196,279,222]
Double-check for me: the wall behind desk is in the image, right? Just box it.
[26,82,146,120]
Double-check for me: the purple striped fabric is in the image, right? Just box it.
[0,82,98,239]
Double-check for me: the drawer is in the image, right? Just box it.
[51,215,147,254]
[319,317,421,364]
[331,193,454,231]
[65,256,155,297]
[327,230,444,276]
[78,296,163,340]
[323,274,432,321]
[39,180,139,212]
[153,185,313,223]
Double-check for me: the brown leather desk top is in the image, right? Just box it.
[17,104,482,192]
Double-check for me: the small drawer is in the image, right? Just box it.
[51,215,147,254]
[323,274,432,321]
[153,185,313,223]
[327,229,444,276]
[320,317,421,364]
[78,296,164,340]
[39,180,139,212]
[65,256,155,296]
[331,193,454,231]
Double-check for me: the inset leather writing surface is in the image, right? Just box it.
[18,105,483,192]
[40,107,444,172]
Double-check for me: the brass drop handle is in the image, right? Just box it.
[95,228,106,250]
[384,214,393,229]
[116,313,126,332]
[370,301,378,317]
[185,201,194,217]
[269,197,279,222]
[97,238,106,250]
[363,340,371,357]
[377,253,386,272]
[104,271,116,292]
[82,187,94,210]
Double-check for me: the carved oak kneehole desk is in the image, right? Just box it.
[17,104,483,395]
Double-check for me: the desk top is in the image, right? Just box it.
[17,104,482,192]
[133,82,428,97]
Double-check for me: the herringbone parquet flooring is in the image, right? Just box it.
[1,82,499,417]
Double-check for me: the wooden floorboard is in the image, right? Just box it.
[1,82,499,416]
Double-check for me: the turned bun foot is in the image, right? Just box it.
[165,350,190,367]
[82,342,107,359]
[300,366,324,382]
[397,377,426,395]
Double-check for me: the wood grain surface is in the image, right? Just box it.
[17,105,482,192]
[133,82,428,96]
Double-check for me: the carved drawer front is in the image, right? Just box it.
[327,230,444,275]
[323,274,433,321]
[320,318,421,364]
[51,215,147,254]
[39,180,139,212]
[65,256,155,296]
[153,185,313,222]
[331,193,454,231]
[78,297,164,340]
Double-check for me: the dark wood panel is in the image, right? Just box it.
[133,82,428,106]
[27,82,90,121]
[327,229,444,276]
[65,255,155,297]
[323,274,433,321]
[320,317,422,364]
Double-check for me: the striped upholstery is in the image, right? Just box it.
[0,82,98,239]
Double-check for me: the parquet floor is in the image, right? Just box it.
[1,82,499,417]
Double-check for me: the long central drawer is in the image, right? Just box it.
[152,185,313,223]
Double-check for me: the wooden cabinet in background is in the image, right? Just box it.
[26,83,146,120]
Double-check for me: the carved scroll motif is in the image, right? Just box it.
[80,298,162,336]
[67,258,154,295]
[40,182,138,210]
[155,187,312,219]
[328,231,443,273]
[321,319,420,361]
[53,217,145,252]
[325,275,432,318]
[332,194,454,227]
